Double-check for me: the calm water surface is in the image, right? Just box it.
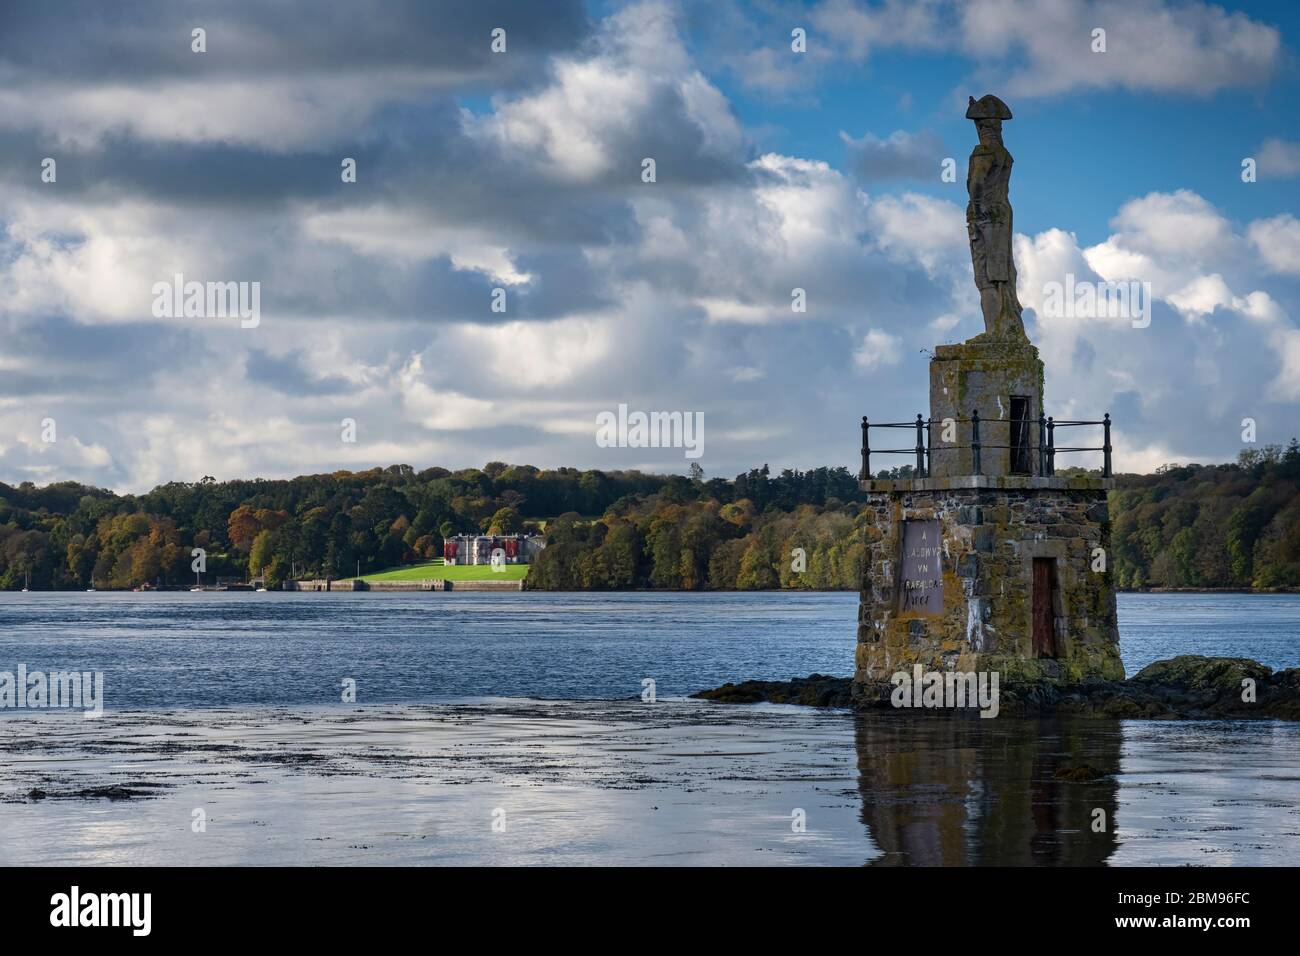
[1,591,1297,866]
[0,591,1296,707]
[1,702,1297,866]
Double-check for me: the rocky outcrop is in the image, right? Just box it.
[692,674,854,708]
[1081,655,1300,720]
[692,656,1300,720]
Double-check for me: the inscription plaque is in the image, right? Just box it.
[899,520,943,615]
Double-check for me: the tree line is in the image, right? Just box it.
[0,463,863,590]
[530,443,1300,591]
[1,447,1297,591]
[1109,441,1300,589]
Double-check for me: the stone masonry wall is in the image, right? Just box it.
[928,340,1044,478]
[854,483,1123,702]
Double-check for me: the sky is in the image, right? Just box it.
[1,0,1298,493]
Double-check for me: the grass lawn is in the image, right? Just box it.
[358,558,529,582]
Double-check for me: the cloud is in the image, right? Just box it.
[616,152,901,329]
[811,0,950,62]
[842,129,946,182]
[854,329,903,370]
[1256,139,1300,178]
[1015,191,1300,439]
[0,1,1296,492]
[0,78,434,152]
[1105,189,1235,262]
[438,318,616,389]
[467,1,745,184]
[0,0,590,150]
[245,348,357,397]
[301,206,534,286]
[1166,274,1237,319]
[867,192,968,276]
[956,0,1280,97]
[1270,328,1300,401]
[720,0,1280,99]
[1248,215,1300,276]
[0,428,114,486]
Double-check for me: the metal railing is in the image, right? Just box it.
[860,412,1112,480]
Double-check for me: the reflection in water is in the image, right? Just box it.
[855,716,1121,865]
[3,704,1299,865]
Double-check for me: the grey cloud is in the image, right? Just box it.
[1258,139,1300,179]
[252,241,615,325]
[244,348,356,396]
[0,0,589,84]
[0,316,208,398]
[843,130,946,182]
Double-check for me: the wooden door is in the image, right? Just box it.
[1032,558,1056,658]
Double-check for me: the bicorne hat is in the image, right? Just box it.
[965,94,1013,120]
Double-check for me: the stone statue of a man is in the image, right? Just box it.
[966,94,1026,339]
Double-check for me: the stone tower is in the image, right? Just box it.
[852,96,1124,703]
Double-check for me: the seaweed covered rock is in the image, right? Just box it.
[692,656,1300,720]
[1119,655,1300,719]
[691,674,853,708]
[1129,655,1268,694]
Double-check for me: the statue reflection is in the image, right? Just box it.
[854,715,1120,865]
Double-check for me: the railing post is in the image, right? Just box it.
[971,410,981,476]
[1038,413,1047,476]
[924,417,932,477]
[861,416,870,480]
[1047,416,1056,476]
[914,414,925,477]
[1103,412,1112,478]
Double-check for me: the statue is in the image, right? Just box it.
[966,94,1026,339]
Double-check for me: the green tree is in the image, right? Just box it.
[249,529,276,579]
[488,507,522,535]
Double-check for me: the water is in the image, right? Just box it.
[0,591,1297,866]
[1115,592,1300,672]
[0,591,1295,709]
[2,703,1297,866]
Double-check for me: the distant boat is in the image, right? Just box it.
[190,587,204,592]
[86,588,95,592]
[256,587,268,592]
[21,572,29,592]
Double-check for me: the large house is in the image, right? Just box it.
[442,533,546,566]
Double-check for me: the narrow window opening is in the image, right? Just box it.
[1009,395,1032,475]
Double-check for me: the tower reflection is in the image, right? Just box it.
[854,715,1121,865]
